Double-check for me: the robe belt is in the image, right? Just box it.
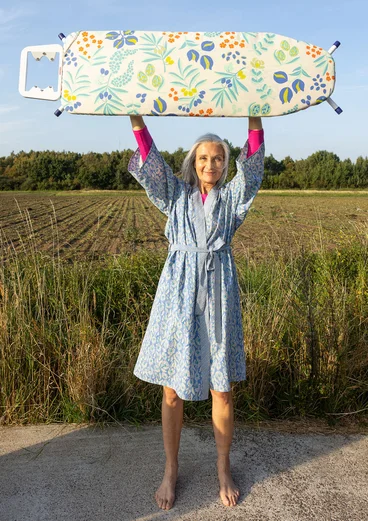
[169,240,231,343]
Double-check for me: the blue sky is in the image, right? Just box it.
[0,0,367,161]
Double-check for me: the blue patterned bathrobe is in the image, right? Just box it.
[128,139,265,401]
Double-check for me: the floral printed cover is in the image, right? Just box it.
[62,30,336,117]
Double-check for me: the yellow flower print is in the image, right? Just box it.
[63,89,71,101]
[154,45,166,56]
[251,58,265,69]
[63,89,77,102]
[237,70,246,80]
[165,56,175,65]
[181,88,197,97]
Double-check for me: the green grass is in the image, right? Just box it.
[1,225,367,426]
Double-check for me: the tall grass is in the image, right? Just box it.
[0,217,367,425]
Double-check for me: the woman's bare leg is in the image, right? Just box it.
[211,389,240,507]
[155,386,184,510]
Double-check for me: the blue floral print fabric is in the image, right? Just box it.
[128,139,265,401]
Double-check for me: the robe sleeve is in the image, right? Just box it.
[128,142,184,217]
[224,140,265,232]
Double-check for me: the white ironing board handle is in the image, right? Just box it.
[19,44,63,101]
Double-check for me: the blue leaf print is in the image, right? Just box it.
[126,36,138,46]
[316,96,327,104]
[201,41,215,52]
[273,71,288,84]
[187,50,199,62]
[114,39,125,49]
[106,32,120,40]
[153,97,167,113]
[279,87,293,104]
[200,55,214,70]
[292,79,305,93]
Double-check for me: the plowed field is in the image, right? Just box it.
[1,191,367,261]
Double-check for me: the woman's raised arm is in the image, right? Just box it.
[130,115,146,131]
[127,116,183,216]
[248,116,263,130]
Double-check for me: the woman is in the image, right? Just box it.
[128,115,264,510]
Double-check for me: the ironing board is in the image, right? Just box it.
[19,30,342,117]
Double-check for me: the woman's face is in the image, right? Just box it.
[194,142,225,191]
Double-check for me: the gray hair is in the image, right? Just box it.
[181,133,230,188]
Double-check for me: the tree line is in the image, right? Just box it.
[1,142,367,191]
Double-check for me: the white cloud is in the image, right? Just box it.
[0,7,28,25]
[0,105,20,115]
[0,118,34,134]
[0,6,31,42]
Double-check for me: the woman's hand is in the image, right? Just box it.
[130,115,145,130]
[248,117,263,130]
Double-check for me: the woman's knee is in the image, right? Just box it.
[163,386,182,407]
[210,389,233,405]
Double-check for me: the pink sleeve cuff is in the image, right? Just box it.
[133,126,153,162]
[247,128,264,158]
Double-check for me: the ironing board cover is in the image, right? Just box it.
[54,31,337,117]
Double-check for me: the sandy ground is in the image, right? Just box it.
[0,421,367,521]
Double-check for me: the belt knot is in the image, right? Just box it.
[169,241,231,343]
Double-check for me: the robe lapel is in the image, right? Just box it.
[203,186,218,220]
[192,187,206,248]
[192,186,220,247]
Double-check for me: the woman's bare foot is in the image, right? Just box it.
[154,462,178,510]
[217,457,240,507]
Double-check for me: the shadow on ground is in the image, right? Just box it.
[0,422,367,521]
